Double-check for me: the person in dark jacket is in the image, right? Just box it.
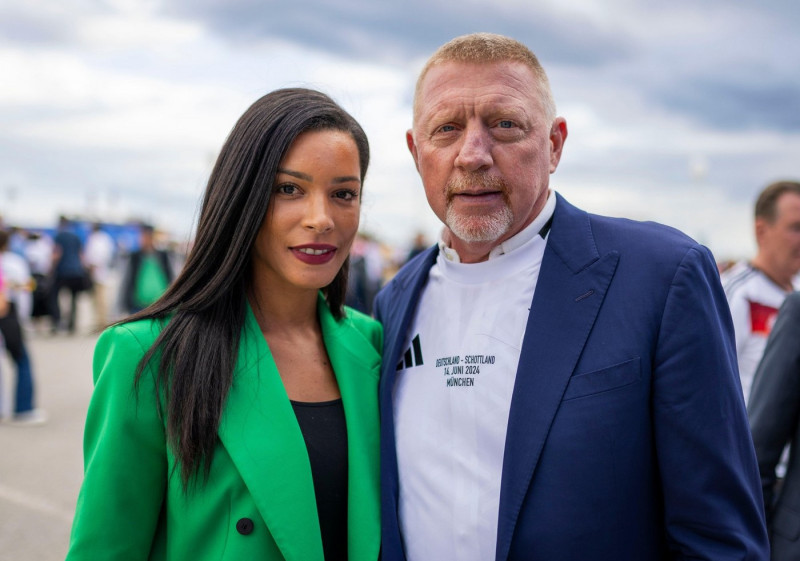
[50,216,86,334]
[119,224,174,314]
[749,291,800,560]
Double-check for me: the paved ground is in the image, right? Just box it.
[0,305,99,560]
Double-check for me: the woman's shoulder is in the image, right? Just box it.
[341,306,382,349]
[96,317,167,359]
[342,306,379,329]
[89,318,171,393]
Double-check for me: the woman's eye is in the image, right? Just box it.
[275,184,297,195]
[334,189,358,201]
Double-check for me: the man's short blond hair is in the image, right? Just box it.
[413,33,557,124]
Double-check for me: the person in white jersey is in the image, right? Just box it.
[84,223,116,330]
[721,180,800,403]
[374,33,768,561]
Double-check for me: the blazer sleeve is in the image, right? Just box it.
[652,246,768,559]
[66,324,167,561]
[749,292,800,517]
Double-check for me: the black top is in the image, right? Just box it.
[291,398,349,561]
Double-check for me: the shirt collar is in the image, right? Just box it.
[438,190,557,263]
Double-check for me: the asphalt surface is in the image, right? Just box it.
[0,304,99,561]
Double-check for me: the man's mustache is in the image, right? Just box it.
[446,172,510,204]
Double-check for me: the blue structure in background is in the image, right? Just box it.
[27,220,146,254]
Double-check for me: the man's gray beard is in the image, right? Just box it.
[445,204,513,243]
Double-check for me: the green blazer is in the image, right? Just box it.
[67,295,382,560]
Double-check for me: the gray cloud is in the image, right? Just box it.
[0,9,73,46]
[158,0,633,67]
[656,77,800,132]
[156,0,800,133]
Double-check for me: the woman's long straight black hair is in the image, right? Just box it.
[123,88,370,487]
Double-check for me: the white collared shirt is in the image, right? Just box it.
[438,190,556,263]
[394,191,556,561]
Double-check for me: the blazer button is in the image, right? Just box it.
[236,518,254,535]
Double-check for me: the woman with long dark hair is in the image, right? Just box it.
[66,88,381,561]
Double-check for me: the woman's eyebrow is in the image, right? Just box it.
[277,168,312,181]
[277,168,360,184]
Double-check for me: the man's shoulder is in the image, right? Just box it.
[587,212,697,250]
[552,209,703,275]
[720,261,788,306]
[555,194,699,259]
[720,261,756,292]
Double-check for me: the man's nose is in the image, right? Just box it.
[454,126,493,171]
[303,194,334,233]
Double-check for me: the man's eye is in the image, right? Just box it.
[437,125,456,133]
[498,120,514,129]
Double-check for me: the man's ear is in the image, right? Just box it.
[406,129,420,172]
[549,117,568,173]
[754,217,767,245]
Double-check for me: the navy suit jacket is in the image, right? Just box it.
[374,194,768,560]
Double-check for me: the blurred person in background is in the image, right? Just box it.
[24,230,54,332]
[1,230,34,328]
[84,222,116,329]
[405,231,430,263]
[346,232,383,314]
[0,230,46,426]
[119,224,173,314]
[8,226,28,257]
[721,180,800,403]
[50,215,88,334]
[748,291,800,559]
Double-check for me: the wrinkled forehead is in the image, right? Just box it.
[413,61,543,125]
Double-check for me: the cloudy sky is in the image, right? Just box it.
[1,0,798,260]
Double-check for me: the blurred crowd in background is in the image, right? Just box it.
[0,213,431,333]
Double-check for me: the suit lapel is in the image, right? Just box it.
[319,296,382,561]
[378,247,439,541]
[220,298,382,561]
[495,195,619,561]
[218,304,321,561]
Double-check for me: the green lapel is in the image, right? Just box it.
[218,295,381,561]
[318,295,381,561]
[218,303,321,560]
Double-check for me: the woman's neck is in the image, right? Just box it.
[248,284,339,402]
[248,285,318,334]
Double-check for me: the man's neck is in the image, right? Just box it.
[750,255,795,291]
[443,230,495,263]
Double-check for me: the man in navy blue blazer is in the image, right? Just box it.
[374,33,768,560]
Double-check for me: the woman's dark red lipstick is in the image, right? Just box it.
[291,244,337,265]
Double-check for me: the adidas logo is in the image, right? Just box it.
[396,334,424,371]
